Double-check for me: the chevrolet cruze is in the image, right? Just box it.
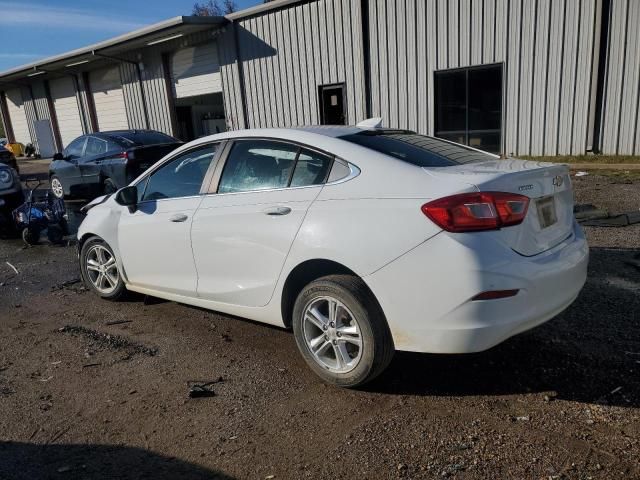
[77,122,589,387]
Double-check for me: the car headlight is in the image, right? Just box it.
[0,169,12,188]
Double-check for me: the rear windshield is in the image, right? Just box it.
[110,131,178,146]
[339,130,490,167]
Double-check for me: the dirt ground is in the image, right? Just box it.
[0,163,639,480]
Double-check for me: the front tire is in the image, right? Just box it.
[79,237,126,300]
[50,176,65,199]
[292,275,394,388]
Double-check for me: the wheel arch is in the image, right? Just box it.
[280,258,379,329]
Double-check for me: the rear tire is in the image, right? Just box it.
[292,275,394,388]
[79,237,127,300]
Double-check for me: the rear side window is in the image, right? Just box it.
[141,145,216,201]
[218,141,333,193]
[290,149,332,187]
[85,137,108,156]
[339,131,489,167]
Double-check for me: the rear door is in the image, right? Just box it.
[79,136,110,189]
[117,144,219,295]
[191,139,333,307]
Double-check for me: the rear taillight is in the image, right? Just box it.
[421,192,530,232]
[117,151,129,160]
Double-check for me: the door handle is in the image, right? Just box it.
[262,206,292,216]
[169,213,189,222]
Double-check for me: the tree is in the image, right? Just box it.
[192,0,237,16]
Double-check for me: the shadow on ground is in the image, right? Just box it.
[369,247,640,408]
[0,442,233,480]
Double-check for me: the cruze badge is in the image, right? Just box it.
[518,184,534,191]
[552,175,564,187]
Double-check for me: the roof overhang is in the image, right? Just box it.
[226,0,304,20]
[0,15,227,84]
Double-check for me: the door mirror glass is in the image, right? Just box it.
[115,185,138,207]
[52,152,64,161]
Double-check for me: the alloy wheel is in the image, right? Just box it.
[85,245,119,294]
[302,296,363,373]
[51,178,64,199]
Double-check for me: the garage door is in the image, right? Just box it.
[91,66,128,131]
[5,88,31,145]
[50,77,84,148]
[171,42,222,98]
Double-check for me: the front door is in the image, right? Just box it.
[192,139,333,307]
[319,84,346,125]
[57,136,86,197]
[117,144,218,296]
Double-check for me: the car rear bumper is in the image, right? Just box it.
[364,221,589,353]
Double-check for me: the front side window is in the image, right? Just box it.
[141,144,217,201]
[65,137,86,159]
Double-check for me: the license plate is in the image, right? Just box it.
[536,196,557,229]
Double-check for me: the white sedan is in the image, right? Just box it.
[77,123,589,387]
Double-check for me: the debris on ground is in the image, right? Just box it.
[575,171,589,177]
[58,325,158,357]
[574,203,640,226]
[187,377,224,398]
[105,319,133,326]
[50,278,81,291]
[5,262,19,275]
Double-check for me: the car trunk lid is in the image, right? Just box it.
[424,159,575,256]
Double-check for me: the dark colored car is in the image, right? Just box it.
[0,147,19,173]
[49,130,183,200]
[0,163,24,232]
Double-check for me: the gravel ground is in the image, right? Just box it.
[0,169,638,480]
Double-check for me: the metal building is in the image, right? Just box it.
[1,0,638,157]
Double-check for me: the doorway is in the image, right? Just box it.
[319,84,346,125]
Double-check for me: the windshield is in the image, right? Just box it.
[111,131,178,146]
[339,130,491,167]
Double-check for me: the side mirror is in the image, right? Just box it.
[52,152,64,161]
[115,185,137,212]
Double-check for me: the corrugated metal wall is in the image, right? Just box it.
[368,0,602,156]
[222,0,367,129]
[218,26,246,130]
[599,0,640,155]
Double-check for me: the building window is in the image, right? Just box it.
[435,64,503,154]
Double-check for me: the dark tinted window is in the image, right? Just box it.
[435,64,503,154]
[85,137,108,156]
[290,149,332,187]
[339,131,489,167]
[141,145,216,201]
[111,131,178,146]
[65,137,86,159]
[218,141,298,193]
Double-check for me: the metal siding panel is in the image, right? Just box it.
[530,0,550,156]
[558,0,580,155]
[544,0,564,154]
[484,0,496,63]
[378,0,389,124]
[618,0,640,154]
[318,0,329,85]
[387,0,399,127]
[416,0,428,133]
[601,0,626,153]
[396,0,408,129]
[407,0,418,130]
[471,0,483,65]
[572,0,597,154]
[517,0,535,155]
[459,0,471,67]
[437,0,448,69]
[346,0,366,123]
[448,0,459,68]
[91,66,129,131]
[243,18,260,128]
[427,0,438,134]
[294,5,310,124]
[303,2,320,124]
[494,0,507,61]
[505,0,522,155]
